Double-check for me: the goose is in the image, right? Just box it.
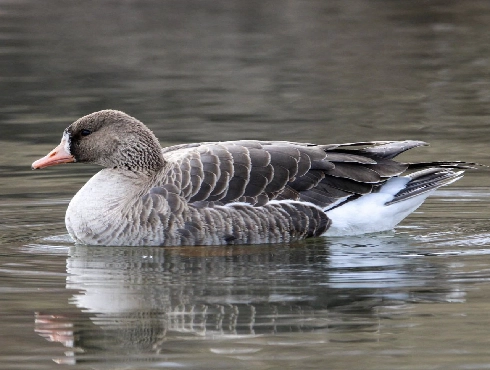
[32,110,472,246]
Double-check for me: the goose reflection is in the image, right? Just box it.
[35,235,465,365]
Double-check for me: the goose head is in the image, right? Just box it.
[32,110,165,175]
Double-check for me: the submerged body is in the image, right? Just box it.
[32,110,471,246]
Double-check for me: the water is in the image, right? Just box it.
[2,0,490,369]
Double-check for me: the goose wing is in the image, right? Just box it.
[160,140,436,209]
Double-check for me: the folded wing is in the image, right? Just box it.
[160,140,469,211]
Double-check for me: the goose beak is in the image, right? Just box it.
[32,138,75,169]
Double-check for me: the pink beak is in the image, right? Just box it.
[32,138,75,169]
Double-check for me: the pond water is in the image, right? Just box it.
[2,1,490,369]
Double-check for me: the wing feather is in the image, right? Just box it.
[159,139,465,211]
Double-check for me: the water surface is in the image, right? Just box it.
[2,1,490,369]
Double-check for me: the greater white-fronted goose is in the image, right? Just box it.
[32,110,472,246]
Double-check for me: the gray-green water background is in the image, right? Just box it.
[2,1,490,369]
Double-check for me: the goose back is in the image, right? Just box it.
[160,140,424,211]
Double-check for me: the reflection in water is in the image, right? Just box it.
[33,236,466,366]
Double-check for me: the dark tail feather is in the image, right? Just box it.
[407,161,479,170]
[358,140,428,159]
[385,168,464,206]
[331,140,428,160]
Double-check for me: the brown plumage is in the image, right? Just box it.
[31,110,474,246]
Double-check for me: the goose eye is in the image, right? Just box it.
[80,129,92,137]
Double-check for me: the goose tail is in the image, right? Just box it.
[324,167,466,236]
